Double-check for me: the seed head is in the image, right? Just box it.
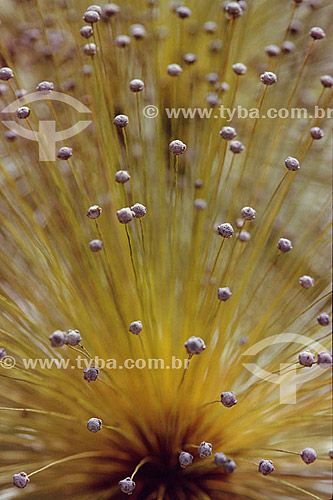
[204,21,217,34]
[86,205,102,219]
[206,92,220,107]
[184,336,206,355]
[214,452,227,465]
[129,320,143,335]
[169,139,187,155]
[167,63,183,76]
[36,81,54,94]
[0,67,14,81]
[84,43,97,56]
[117,207,134,224]
[129,79,144,92]
[299,275,315,289]
[184,53,197,65]
[131,203,147,218]
[82,10,100,23]
[238,230,251,242]
[229,140,245,154]
[194,199,207,211]
[176,6,192,18]
[301,448,317,464]
[317,351,332,368]
[83,366,99,382]
[241,206,256,221]
[258,459,275,476]
[320,75,333,88]
[277,238,293,253]
[310,127,324,140]
[179,452,193,468]
[225,2,243,17]
[260,71,277,86]
[217,222,234,238]
[317,312,330,326]
[232,62,247,75]
[89,239,103,252]
[114,114,129,128]
[130,24,146,40]
[16,106,30,119]
[224,459,236,473]
[285,156,300,171]
[65,329,82,346]
[298,351,315,367]
[80,25,94,38]
[57,147,73,160]
[198,442,212,458]
[309,27,325,40]
[49,330,66,347]
[12,472,30,489]
[220,126,237,140]
[265,44,280,57]
[0,347,6,359]
[220,391,237,407]
[119,477,136,495]
[103,3,120,17]
[87,417,102,432]
[281,41,295,53]
[115,35,131,48]
[217,287,232,301]
[115,170,131,183]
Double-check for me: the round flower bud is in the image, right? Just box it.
[169,139,187,155]
[83,366,99,382]
[129,320,142,335]
[115,35,131,48]
[206,72,219,84]
[236,218,244,228]
[84,43,97,56]
[114,114,129,128]
[131,203,147,218]
[225,2,243,17]
[115,170,130,183]
[209,39,223,53]
[130,24,146,40]
[217,287,232,301]
[260,71,277,86]
[301,448,317,464]
[4,130,17,141]
[82,64,93,76]
[277,238,293,253]
[36,81,54,94]
[129,78,144,92]
[65,329,82,346]
[80,25,94,39]
[184,53,197,65]
[87,417,102,432]
[329,450,333,459]
[320,75,333,88]
[204,21,217,34]
[167,63,183,76]
[309,27,325,40]
[285,156,300,171]
[265,44,280,57]
[317,312,330,326]
[241,206,256,221]
[224,459,236,473]
[229,140,245,154]
[220,126,237,140]
[298,351,315,367]
[89,239,103,252]
[57,146,73,160]
[0,347,6,359]
[83,10,100,23]
[119,477,136,495]
[214,452,227,466]
[299,275,315,289]
[281,41,295,54]
[195,178,203,189]
[198,442,212,458]
[310,127,324,140]
[176,6,192,18]
[87,5,102,15]
[117,207,133,224]
[317,351,332,368]
[13,472,30,489]
[194,199,207,211]
[238,230,250,242]
[184,336,206,355]
[103,3,120,17]
[220,391,237,408]
[258,459,275,476]
[289,20,302,35]
[0,67,14,81]
[179,451,193,468]
[86,205,102,219]
[232,62,247,75]
[220,82,230,92]
[217,222,234,238]
[206,92,220,107]
[49,330,67,347]
[16,106,30,119]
